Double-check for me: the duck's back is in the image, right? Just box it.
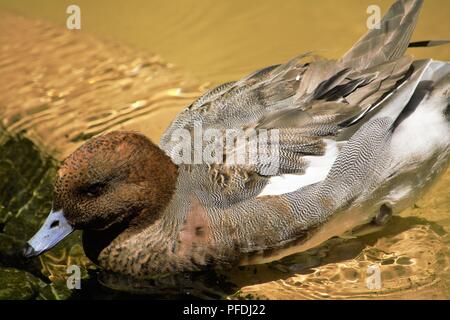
[159,0,429,205]
[105,0,450,276]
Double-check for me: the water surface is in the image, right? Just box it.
[1,0,449,84]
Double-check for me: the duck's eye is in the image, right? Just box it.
[82,182,106,198]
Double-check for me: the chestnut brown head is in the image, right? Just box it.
[23,131,178,257]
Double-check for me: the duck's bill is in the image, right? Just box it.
[23,209,74,258]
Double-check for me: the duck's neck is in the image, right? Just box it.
[82,221,129,265]
[82,164,227,277]
[87,189,226,277]
[91,216,199,277]
[82,148,185,274]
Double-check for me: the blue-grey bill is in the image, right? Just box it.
[23,209,74,258]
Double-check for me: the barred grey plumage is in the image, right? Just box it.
[154,0,449,269]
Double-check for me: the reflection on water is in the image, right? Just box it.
[0,0,449,84]
[229,215,450,299]
[0,1,449,299]
[0,13,203,159]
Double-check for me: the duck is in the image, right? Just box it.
[24,0,449,279]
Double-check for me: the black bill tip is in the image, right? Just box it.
[22,243,38,258]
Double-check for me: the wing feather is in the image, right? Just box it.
[160,0,425,204]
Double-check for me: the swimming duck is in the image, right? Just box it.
[24,0,449,279]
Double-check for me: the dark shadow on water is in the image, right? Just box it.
[68,269,236,300]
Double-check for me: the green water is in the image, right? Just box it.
[0,127,71,299]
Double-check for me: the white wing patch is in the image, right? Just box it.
[257,139,342,197]
[390,96,450,165]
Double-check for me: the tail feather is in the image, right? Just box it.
[372,59,437,122]
[340,0,423,70]
[408,40,450,48]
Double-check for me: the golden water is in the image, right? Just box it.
[0,0,449,299]
[1,0,449,84]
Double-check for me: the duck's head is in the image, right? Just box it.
[23,131,178,258]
